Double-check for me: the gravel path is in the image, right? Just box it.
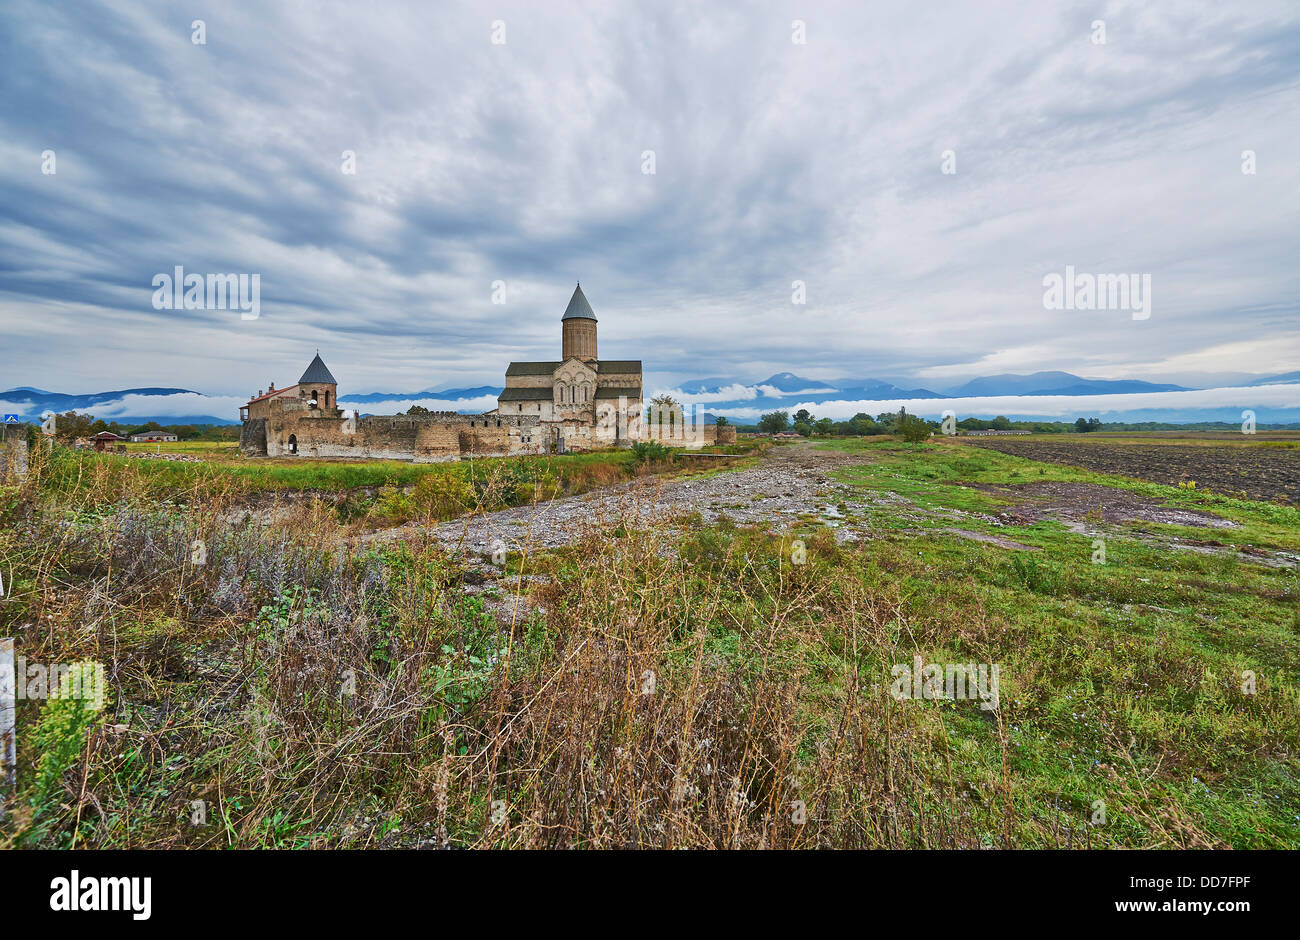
[368,442,877,556]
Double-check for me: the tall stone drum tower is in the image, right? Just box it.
[561,282,598,362]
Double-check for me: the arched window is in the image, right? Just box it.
[288,434,297,454]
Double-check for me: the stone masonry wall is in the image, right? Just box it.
[260,409,546,461]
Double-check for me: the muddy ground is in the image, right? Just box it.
[960,438,1300,505]
[966,480,1239,529]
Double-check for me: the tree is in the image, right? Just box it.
[794,408,813,425]
[53,410,95,441]
[793,420,813,437]
[758,411,789,434]
[715,416,729,426]
[814,417,834,435]
[849,412,881,435]
[650,394,682,430]
[406,405,431,415]
[876,410,900,431]
[897,412,931,443]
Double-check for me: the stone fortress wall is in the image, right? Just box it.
[242,410,546,461]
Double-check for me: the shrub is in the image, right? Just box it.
[896,414,932,443]
[631,440,672,465]
[1009,553,1059,594]
[412,472,475,518]
[25,662,106,845]
[369,484,415,524]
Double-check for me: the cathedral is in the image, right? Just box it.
[492,283,644,447]
[237,285,735,461]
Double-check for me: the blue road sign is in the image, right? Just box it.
[3,415,19,424]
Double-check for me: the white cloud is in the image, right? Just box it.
[715,384,1300,421]
[338,395,502,415]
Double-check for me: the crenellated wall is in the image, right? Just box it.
[246,398,730,461]
[257,406,547,461]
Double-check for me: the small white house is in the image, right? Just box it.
[129,431,179,443]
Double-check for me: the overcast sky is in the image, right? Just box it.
[1,0,1297,400]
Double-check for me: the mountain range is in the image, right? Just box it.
[2,370,1296,425]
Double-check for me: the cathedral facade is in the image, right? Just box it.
[493,284,643,449]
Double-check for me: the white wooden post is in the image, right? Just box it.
[0,638,15,820]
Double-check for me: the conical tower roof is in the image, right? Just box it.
[298,353,337,385]
[561,283,597,321]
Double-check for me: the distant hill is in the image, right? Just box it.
[1248,371,1300,386]
[343,386,503,404]
[1,386,198,409]
[831,379,943,399]
[941,372,1191,397]
[675,376,744,394]
[755,372,837,393]
[0,386,240,425]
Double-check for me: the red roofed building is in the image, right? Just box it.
[241,383,300,422]
[92,431,126,452]
[240,353,341,423]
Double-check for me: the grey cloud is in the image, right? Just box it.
[0,0,1297,399]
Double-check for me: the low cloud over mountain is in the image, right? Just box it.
[9,369,1294,426]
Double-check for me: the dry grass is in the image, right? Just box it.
[1,452,1019,849]
[2,439,1293,849]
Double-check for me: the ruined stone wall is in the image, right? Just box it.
[243,392,670,462]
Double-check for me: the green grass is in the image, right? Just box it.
[122,440,239,454]
[3,434,1295,848]
[802,437,1300,845]
[54,438,768,497]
